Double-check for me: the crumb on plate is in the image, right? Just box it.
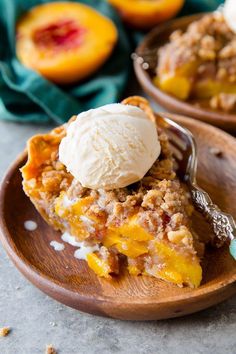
[46,344,57,354]
[0,327,10,337]
[209,147,223,157]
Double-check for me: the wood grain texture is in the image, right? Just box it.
[0,115,236,320]
[134,14,236,132]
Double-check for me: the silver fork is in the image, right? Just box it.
[156,113,236,260]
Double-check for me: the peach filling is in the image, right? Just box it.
[54,192,202,287]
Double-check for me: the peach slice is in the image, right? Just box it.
[87,253,111,278]
[108,0,184,29]
[16,2,118,84]
[148,240,202,287]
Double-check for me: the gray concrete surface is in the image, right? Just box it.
[0,113,236,354]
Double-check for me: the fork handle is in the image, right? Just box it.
[190,184,236,260]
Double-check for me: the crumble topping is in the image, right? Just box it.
[210,93,236,112]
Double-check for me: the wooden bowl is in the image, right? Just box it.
[0,115,236,321]
[134,14,236,132]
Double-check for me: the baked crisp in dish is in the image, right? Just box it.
[21,96,206,287]
[155,12,236,112]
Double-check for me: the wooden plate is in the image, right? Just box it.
[134,14,236,132]
[0,115,236,321]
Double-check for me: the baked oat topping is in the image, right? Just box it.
[210,93,236,112]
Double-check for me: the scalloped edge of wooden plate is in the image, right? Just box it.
[134,14,236,132]
[0,114,236,321]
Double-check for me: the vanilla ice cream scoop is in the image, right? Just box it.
[59,103,161,190]
[224,0,236,33]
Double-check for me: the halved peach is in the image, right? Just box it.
[108,0,184,29]
[16,2,118,84]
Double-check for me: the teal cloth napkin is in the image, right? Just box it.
[0,0,131,124]
[0,0,224,124]
[181,0,224,14]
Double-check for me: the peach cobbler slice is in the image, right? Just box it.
[156,12,236,111]
[21,96,205,287]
